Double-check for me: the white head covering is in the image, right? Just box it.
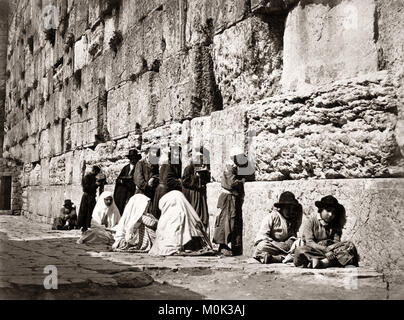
[230,146,244,158]
[112,194,151,249]
[91,191,121,228]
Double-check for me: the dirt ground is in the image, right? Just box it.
[1,216,403,300]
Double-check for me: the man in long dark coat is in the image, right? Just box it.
[77,166,101,232]
[152,145,182,219]
[213,148,247,257]
[182,148,211,230]
[114,149,141,215]
[134,146,160,212]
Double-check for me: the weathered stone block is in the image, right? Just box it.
[207,178,404,276]
[375,0,404,73]
[248,72,402,181]
[143,8,164,69]
[49,155,66,186]
[282,0,379,93]
[213,16,283,109]
[142,122,183,156]
[209,107,248,181]
[74,0,89,37]
[74,34,88,72]
[186,0,249,45]
[88,22,104,61]
[106,84,131,139]
[126,72,160,131]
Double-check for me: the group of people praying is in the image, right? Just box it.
[52,145,360,269]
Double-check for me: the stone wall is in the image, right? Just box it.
[207,178,404,281]
[0,158,23,215]
[0,0,8,151]
[2,0,404,276]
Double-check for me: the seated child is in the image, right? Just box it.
[253,192,303,264]
[52,200,78,231]
[294,195,359,269]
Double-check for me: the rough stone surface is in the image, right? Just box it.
[282,0,379,93]
[207,178,404,281]
[212,15,284,108]
[249,72,402,181]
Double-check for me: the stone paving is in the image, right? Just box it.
[0,216,401,300]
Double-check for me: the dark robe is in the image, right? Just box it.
[52,206,78,230]
[182,163,210,229]
[114,164,137,215]
[134,159,159,214]
[152,163,182,219]
[77,173,98,230]
[213,163,245,256]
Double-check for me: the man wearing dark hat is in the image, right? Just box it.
[113,149,141,215]
[52,200,78,231]
[134,146,160,213]
[253,192,303,264]
[294,195,359,269]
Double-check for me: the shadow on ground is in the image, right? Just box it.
[0,232,205,300]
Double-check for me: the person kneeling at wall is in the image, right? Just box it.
[253,192,303,264]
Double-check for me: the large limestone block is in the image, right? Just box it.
[127,72,160,131]
[74,0,89,37]
[375,0,404,74]
[142,122,183,155]
[88,22,104,61]
[143,8,164,69]
[74,34,88,72]
[107,84,131,139]
[186,0,249,45]
[49,155,66,186]
[88,0,102,29]
[104,25,143,91]
[103,16,117,55]
[39,129,51,159]
[161,0,183,58]
[207,178,404,277]
[282,0,379,93]
[213,16,283,109]
[209,107,248,181]
[248,72,402,181]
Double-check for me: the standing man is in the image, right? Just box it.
[77,166,101,232]
[182,147,211,230]
[213,147,247,257]
[114,149,141,215]
[134,146,160,213]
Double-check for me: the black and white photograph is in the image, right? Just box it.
[0,0,403,309]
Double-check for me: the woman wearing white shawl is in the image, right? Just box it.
[149,190,213,256]
[112,194,158,253]
[77,191,121,245]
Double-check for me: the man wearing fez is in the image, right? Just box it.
[134,146,160,214]
[114,149,142,215]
